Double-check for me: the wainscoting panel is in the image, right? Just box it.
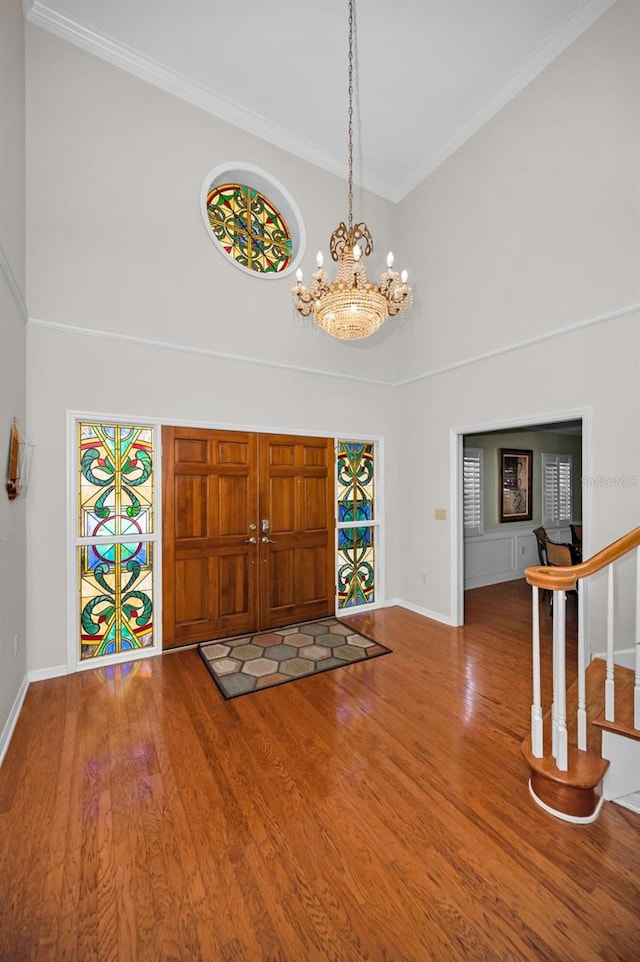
[464,527,570,590]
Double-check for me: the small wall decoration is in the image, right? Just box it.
[500,448,532,522]
[6,418,33,500]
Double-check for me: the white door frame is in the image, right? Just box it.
[449,407,591,640]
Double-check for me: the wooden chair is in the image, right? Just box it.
[545,540,574,569]
[545,539,578,616]
[532,526,549,566]
[532,526,551,603]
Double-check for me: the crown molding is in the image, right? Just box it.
[394,0,617,201]
[30,1,612,203]
[0,243,28,322]
[26,1,393,201]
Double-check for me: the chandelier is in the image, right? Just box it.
[291,0,413,340]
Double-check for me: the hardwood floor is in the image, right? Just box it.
[1,581,638,961]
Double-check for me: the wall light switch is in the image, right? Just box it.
[435,508,447,521]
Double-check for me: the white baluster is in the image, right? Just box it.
[577,574,587,751]
[635,548,640,729]
[553,589,568,771]
[605,563,615,722]
[531,586,543,757]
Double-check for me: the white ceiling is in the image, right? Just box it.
[24,0,615,202]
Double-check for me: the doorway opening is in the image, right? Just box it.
[452,412,588,628]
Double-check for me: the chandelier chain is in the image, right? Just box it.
[290,0,413,340]
[348,0,354,231]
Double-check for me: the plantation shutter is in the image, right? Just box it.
[542,453,573,525]
[463,448,483,536]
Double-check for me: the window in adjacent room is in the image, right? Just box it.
[542,452,573,526]
[463,447,484,536]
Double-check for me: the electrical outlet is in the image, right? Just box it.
[12,634,18,657]
[421,571,428,583]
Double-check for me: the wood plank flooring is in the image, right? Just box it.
[1,580,638,961]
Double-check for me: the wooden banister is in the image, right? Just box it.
[524,524,640,822]
[525,526,640,591]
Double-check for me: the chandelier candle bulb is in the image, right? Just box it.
[401,270,408,283]
[316,251,324,267]
[290,0,413,340]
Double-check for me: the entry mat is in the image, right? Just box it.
[198,617,392,699]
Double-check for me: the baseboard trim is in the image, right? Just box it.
[386,598,456,627]
[27,664,70,683]
[591,647,636,669]
[465,570,527,591]
[0,674,29,768]
[613,791,640,814]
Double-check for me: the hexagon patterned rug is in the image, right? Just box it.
[198,617,392,699]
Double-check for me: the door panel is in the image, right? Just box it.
[259,434,335,629]
[162,427,259,648]
[163,428,334,646]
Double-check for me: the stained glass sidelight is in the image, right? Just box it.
[77,423,154,661]
[79,542,154,659]
[206,183,292,274]
[337,526,375,608]
[336,441,376,608]
[337,442,374,522]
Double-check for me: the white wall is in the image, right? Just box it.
[392,0,640,645]
[25,324,399,673]
[395,312,640,646]
[397,0,639,381]
[24,22,405,674]
[0,0,27,752]
[25,24,402,384]
[23,1,640,673]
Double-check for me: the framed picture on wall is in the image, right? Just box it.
[500,449,532,522]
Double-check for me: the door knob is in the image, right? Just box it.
[261,536,276,544]
[244,537,257,544]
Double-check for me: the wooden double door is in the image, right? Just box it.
[162,427,335,649]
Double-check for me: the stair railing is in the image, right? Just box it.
[525,527,640,771]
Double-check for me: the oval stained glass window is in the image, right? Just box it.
[201,163,305,279]
[207,183,291,274]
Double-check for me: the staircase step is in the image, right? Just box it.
[522,736,609,820]
[592,664,639,741]
[522,660,635,821]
